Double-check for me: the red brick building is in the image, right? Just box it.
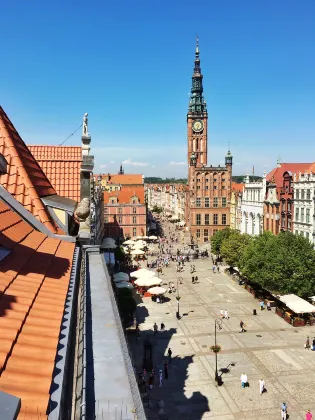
[264,162,311,234]
[186,39,232,242]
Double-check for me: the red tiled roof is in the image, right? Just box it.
[28,145,82,202]
[0,107,60,233]
[267,163,312,186]
[0,198,75,418]
[232,182,244,193]
[104,186,145,204]
[105,174,143,185]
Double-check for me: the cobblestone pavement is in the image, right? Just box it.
[127,227,315,420]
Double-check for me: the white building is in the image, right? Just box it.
[292,168,315,244]
[240,173,266,235]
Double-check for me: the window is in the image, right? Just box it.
[206,179,209,182]
[214,186,217,190]
[307,189,311,200]
[205,186,209,190]
[222,178,225,182]
[205,198,210,208]
[205,214,209,225]
[222,186,225,190]
[301,190,305,200]
[197,178,200,182]
[196,214,201,225]
[133,228,137,236]
[213,214,218,225]
[133,216,137,224]
[301,208,305,223]
[196,197,201,207]
[214,178,217,182]
[296,190,300,200]
[288,219,291,230]
[133,207,137,214]
[213,197,218,208]
[222,197,227,208]
[104,208,108,213]
[118,216,122,224]
[196,229,201,238]
[306,232,310,240]
[0,246,11,262]
[295,208,299,221]
[118,207,122,214]
[306,208,310,224]
[222,214,227,225]
[287,201,292,212]
[197,186,200,190]
[204,229,208,237]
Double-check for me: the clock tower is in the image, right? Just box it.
[187,37,208,171]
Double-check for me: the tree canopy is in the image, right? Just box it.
[239,231,315,298]
[210,228,232,255]
[220,231,251,267]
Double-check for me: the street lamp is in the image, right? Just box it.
[176,276,182,319]
[214,319,223,383]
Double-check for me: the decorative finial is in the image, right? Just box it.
[196,34,199,53]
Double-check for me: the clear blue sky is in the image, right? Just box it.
[2,0,315,177]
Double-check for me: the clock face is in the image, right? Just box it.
[192,120,204,132]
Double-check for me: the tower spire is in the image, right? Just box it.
[188,37,207,115]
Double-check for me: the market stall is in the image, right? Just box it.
[275,294,315,326]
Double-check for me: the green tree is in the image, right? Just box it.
[117,288,137,323]
[210,228,232,256]
[152,205,163,214]
[114,246,125,262]
[221,231,251,267]
[239,231,315,297]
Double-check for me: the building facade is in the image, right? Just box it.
[187,40,232,242]
[103,185,146,239]
[292,166,315,244]
[241,174,266,235]
[264,162,311,235]
[146,183,186,221]
[230,182,243,231]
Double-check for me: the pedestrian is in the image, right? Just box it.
[212,265,216,273]
[164,361,168,379]
[156,296,160,304]
[143,368,147,383]
[220,309,224,319]
[267,301,271,311]
[224,309,229,319]
[240,372,248,389]
[305,336,310,350]
[240,320,245,333]
[259,378,265,395]
[281,402,287,420]
[161,322,165,331]
[260,300,264,311]
[195,275,198,282]
[148,374,153,390]
[217,266,220,273]
[153,322,158,335]
[159,369,163,387]
[167,347,172,361]
[312,337,315,351]
[306,409,313,420]
[192,276,195,284]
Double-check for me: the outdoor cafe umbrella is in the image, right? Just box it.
[113,272,129,281]
[142,235,149,240]
[135,277,162,287]
[130,250,145,255]
[136,236,144,240]
[123,239,135,245]
[115,282,134,290]
[147,286,166,295]
[130,268,155,278]
[149,235,158,240]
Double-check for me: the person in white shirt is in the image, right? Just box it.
[259,378,265,395]
[220,309,224,319]
[240,373,248,389]
[224,309,229,319]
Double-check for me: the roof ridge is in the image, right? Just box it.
[0,107,59,233]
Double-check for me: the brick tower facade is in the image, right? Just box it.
[186,39,232,242]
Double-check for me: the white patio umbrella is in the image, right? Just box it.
[113,272,129,281]
[135,277,162,287]
[147,286,166,295]
[149,235,158,240]
[142,235,149,240]
[130,268,155,278]
[116,282,134,290]
[130,250,145,255]
[123,239,135,245]
[136,236,144,240]
[132,243,145,249]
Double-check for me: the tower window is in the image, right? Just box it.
[213,214,218,225]
[196,214,201,225]
[196,139,199,150]
[214,179,217,182]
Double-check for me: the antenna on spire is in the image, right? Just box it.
[196,34,199,53]
[228,141,230,151]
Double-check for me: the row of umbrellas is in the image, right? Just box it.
[113,268,166,295]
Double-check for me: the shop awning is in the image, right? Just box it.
[278,294,315,314]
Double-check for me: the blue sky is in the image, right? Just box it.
[2,0,315,178]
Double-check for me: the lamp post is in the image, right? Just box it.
[176,276,182,319]
[214,319,223,383]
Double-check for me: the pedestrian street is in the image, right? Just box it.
[128,248,315,420]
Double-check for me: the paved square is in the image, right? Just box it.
[127,231,315,419]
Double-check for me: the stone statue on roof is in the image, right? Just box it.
[83,113,89,136]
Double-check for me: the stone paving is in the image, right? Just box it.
[127,231,315,420]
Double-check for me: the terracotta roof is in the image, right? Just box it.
[0,197,75,418]
[293,162,315,180]
[232,182,244,193]
[104,186,145,204]
[267,163,312,186]
[105,174,143,185]
[0,107,60,233]
[28,145,82,202]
